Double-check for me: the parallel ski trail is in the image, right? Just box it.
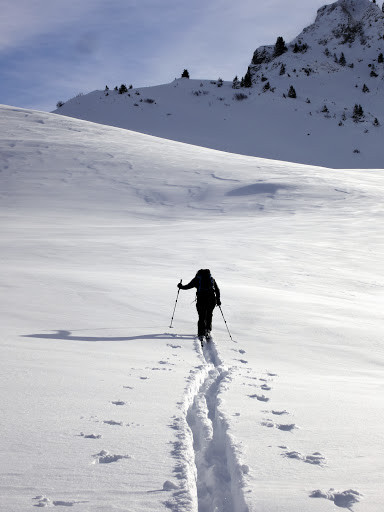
[185,339,248,512]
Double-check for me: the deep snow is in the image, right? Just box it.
[1,104,384,511]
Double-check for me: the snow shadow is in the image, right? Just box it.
[22,330,195,342]
[226,182,292,196]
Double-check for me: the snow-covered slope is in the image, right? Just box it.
[1,104,383,511]
[53,0,384,169]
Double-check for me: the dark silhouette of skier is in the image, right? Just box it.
[178,269,221,342]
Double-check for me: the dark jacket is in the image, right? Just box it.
[180,276,221,304]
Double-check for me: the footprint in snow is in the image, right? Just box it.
[261,420,297,431]
[167,344,182,349]
[123,385,134,389]
[249,394,270,402]
[272,410,289,416]
[140,376,148,380]
[261,384,272,391]
[103,420,123,426]
[111,400,126,406]
[92,450,131,464]
[277,423,297,432]
[33,496,88,507]
[231,348,246,355]
[310,488,362,509]
[79,432,102,439]
[282,450,326,465]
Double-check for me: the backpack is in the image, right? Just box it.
[196,269,215,295]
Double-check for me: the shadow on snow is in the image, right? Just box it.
[21,330,195,342]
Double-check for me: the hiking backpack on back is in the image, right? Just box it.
[197,269,215,295]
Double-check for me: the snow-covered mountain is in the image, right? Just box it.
[1,103,384,511]
[54,0,384,169]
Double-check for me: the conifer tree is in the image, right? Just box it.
[273,36,288,57]
[279,63,286,75]
[370,66,378,77]
[217,77,223,87]
[243,67,252,88]
[362,83,370,93]
[373,117,380,126]
[353,104,364,122]
[339,53,346,66]
[378,53,384,63]
[287,85,296,98]
[181,69,190,78]
[232,76,240,89]
[263,81,271,92]
[118,84,128,94]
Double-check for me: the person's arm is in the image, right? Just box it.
[214,280,221,305]
[178,277,198,290]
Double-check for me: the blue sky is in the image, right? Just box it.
[1,0,328,112]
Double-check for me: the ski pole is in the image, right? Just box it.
[218,305,235,342]
[169,279,182,328]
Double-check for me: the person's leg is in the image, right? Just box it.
[205,298,216,334]
[196,301,207,337]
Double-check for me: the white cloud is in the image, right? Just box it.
[1,0,98,51]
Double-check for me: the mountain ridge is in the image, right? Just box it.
[54,0,384,169]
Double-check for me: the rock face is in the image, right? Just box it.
[248,0,384,83]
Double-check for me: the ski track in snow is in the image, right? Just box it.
[166,339,249,512]
[165,341,363,512]
[27,333,362,511]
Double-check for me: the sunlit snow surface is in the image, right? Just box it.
[1,105,383,511]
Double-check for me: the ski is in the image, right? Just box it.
[198,333,212,348]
